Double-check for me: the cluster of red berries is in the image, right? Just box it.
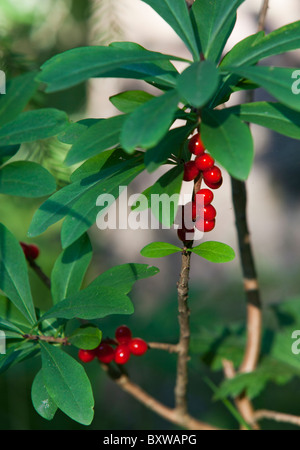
[20,242,40,260]
[177,133,223,242]
[78,326,148,365]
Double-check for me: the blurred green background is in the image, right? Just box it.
[1,0,300,430]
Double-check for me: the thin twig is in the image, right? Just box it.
[23,334,69,345]
[148,342,180,353]
[174,248,192,416]
[28,259,51,290]
[257,0,269,32]
[101,364,219,430]
[253,410,300,427]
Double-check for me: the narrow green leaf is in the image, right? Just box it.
[110,90,154,113]
[141,0,199,60]
[190,0,244,62]
[40,342,94,425]
[0,224,36,324]
[38,45,185,93]
[221,21,300,68]
[0,343,38,374]
[226,66,300,112]
[228,102,300,140]
[68,326,102,350]
[0,296,32,333]
[177,60,220,107]
[201,109,254,180]
[51,234,92,304]
[0,71,38,127]
[120,89,179,153]
[65,115,127,166]
[144,123,196,173]
[0,108,69,146]
[191,241,235,263]
[0,145,20,165]
[0,161,56,197]
[31,370,58,421]
[141,242,182,258]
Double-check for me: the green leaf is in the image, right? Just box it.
[190,0,244,62]
[41,263,159,321]
[201,109,254,180]
[38,45,185,93]
[0,317,24,335]
[0,144,20,164]
[141,0,199,60]
[226,66,300,112]
[65,115,127,166]
[0,71,38,127]
[133,165,184,227]
[0,296,32,333]
[60,160,144,248]
[0,108,69,146]
[221,21,300,68]
[31,370,58,421]
[191,241,235,263]
[68,326,102,350]
[177,61,220,108]
[51,234,92,304]
[40,342,94,425]
[110,90,154,113]
[0,343,38,374]
[28,152,143,240]
[141,242,182,258]
[144,123,196,173]
[0,161,56,197]
[0,224,36,324]
[120,89,179,153]
[228,102,300,140]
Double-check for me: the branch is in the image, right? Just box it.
[174,248,192,416]
[253,410,300,427]
[28,259,51,290]
[23,334,69,345]
[148,342,180,353]
[101,364,219,430]
[257,0,269,32]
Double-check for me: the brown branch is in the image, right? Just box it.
[23,334,69,345]
[148,342,180,353]
[253,410,300,427]
[257,0,269,32]
[174,248,192,417]
[185,0,195,10]
[101,364,219,430]
[28,259,51,290]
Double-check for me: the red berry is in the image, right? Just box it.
[129,338,148,356]
[78,348,96,363]
[198,204,217,221]
[114,344,131,365]
[203,166,222,184]
[195,189,214,206]
[188,133,205,156]
[195,218,216,232]
[96,343,115,364]
[183,161,199,182]
[204,177,223,190]
[115,325,132,344]
[20,242,40,260]
[195,154,215,171]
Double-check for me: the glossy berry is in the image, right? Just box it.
[202,166,222,184]
[204,177,223,190]
[198,204,217,221]
[176,205,194,242]
[115,325,132,344]
[20,242,40,260]
[195,218,216,233]
[96,343,115,364]
[183,161,199,182]
[195,189,214,206]
[177,225,194,243]
[114,344,131,365]
[129,338,148,356]
[195,153,215,171]
[188,133,205,156]
[78,348,96,363]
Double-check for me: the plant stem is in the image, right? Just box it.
[253,410,300,427]
[148,342,180,353]
[28,259,51,290]
[174,248,192,416]
[23,334,69,345]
